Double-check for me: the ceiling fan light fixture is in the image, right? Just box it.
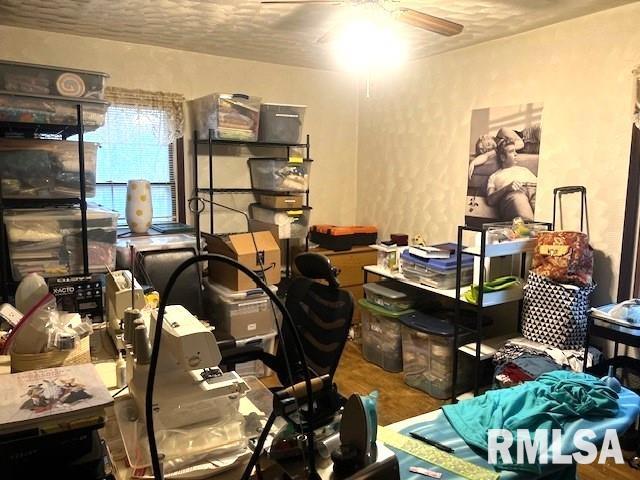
[332,18,407,73]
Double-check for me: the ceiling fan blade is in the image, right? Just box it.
[261,1,343,4]
[394,8,463,36]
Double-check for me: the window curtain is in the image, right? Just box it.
[104,87,185,144]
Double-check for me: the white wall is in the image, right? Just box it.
[0,25,360,233]
[356,3,640,303]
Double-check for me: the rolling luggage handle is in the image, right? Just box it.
[552,185,588,234]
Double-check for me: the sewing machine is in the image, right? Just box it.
[106,270,145,344]
[126,305,249,430]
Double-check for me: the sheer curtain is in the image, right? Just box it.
[81,87,185,224]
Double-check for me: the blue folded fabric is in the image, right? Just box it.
[442,371,619,475]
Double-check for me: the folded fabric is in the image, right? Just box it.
[511,355,562,378]
[464,276,520,304]
[442,370,619,475]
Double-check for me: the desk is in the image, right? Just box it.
[583,314,640,383]
[387,386,640,479]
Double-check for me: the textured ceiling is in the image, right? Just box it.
[0,0,634,70]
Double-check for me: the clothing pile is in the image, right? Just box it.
[494,336,602,387]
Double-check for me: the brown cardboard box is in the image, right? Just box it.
[203,231,281,291]
[260,194,304,209]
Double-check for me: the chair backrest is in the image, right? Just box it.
[137,248,205,318]
[275,253,354,386]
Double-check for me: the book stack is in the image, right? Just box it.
[0,363,114,478]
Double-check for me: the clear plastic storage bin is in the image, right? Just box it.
[0,91,108,130]
[0,139,98,198]
[359,298,413,373]
[4,206,118,280]
[400,311,474,399]
[0,60,108,99]
[400,249,474,289]
[363,281,415,312]
[258,103,306,144]
[190,93,261,141]
[248,157,311,192]
[203,278,279,339]
[248,204,311,239]
[222,332,277,378]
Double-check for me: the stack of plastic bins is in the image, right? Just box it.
[190,93,261,141]
[358,298,413,373]
[400,311,474,399]
[0,60,109,130]
[202,278,280,340]
[0,139,99,198]
[400,247,474,289]
[3,206,118,280]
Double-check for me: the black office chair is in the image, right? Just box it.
[219,252,354,425]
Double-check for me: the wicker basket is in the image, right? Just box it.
[10,336,91,373]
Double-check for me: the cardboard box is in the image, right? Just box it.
[203,231,281,291]
[259,194,304,209]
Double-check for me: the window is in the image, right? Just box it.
[71,88,185,226]
[83,105,175,224]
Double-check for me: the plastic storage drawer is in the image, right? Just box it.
[248,157,311,192]
[190,93,261,141]
[248,204,311,240]
[0,60,108,99]
[363,281,415,312]
[259,194,304,210]
[0,91,108,130]
[203,278,279,339]
[258,103,306,144]
[224,331,277,378]
[359,298,413,373]
[0,139,98,198]
[4,206,118,280]
[400,311,474,399]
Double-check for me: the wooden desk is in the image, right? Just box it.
[312,246,378,323]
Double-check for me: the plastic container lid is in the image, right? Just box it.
[4,206,118,222]
[358,298,414,318]
[399,311,456,337]
[400,249,473,271]
[363,282,407,300]
[261,103,307,108]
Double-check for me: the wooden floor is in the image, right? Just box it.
[331,341,639,480]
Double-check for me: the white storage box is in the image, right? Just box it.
[0,139,98,198]
[258,103,306,144]
[0,60,108,100]
[4,206,118,280]
[400,311,474,399]
[116,233,201,268]
[248,204,311,240]
[359,298,413,373]
[363,281,415,312]
[190,93,261,141]
[0,91,108,130]
[227,331,277,378]
[204,278,280,339]
[248,157,311,193]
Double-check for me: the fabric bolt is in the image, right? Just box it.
[442,371,619,475]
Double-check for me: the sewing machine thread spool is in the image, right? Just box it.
[123,308,140,345]
[132,318,145,355]
[134,325,151,365]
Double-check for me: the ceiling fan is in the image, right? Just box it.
[260,0,464,39]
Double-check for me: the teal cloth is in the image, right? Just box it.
[441,371,619,475]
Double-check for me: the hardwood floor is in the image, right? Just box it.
[331,341,640,480]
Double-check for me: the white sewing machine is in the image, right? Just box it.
[127,305,250,430]
[106,270,145,342]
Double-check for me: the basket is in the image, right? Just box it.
[10,336,91,373]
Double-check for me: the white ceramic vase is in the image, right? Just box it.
[126,179,153,233]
